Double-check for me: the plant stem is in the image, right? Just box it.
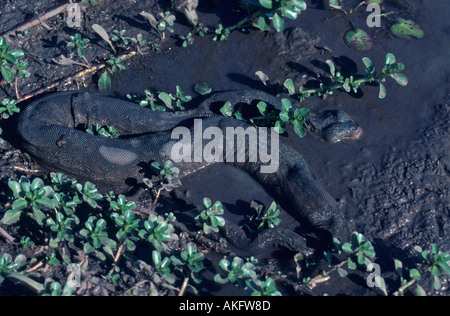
[226,9,265,32]
[178,277,189,296]
[393,278,416,296]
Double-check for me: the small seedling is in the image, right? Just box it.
[19,236,35,249]
[0,253,26,285]
[226,0,307,34]
[3,177,56,226]
[110,29,132,46]
[139,213,177,252]
[175,243,206,285]
[0,98,19,119]
[46,212,76,248]
[214,256,257,288]
[179,33,194,47]
[98,55,126,90]
[86,123,120,138]
[158,86,192,111]
[146,160,182,194]
[75,181,103,209]
[67,33,91,66]
[110,194,139,252]
[0,37,28,84]
[213,24,230,41]
[42,279,76,296]
[80,216,117,261]
[249,201,281,232]
[195,198,225,235]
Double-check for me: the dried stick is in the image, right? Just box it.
[0,225,16,244]
[1,3,71,38]
[19,51,137,102]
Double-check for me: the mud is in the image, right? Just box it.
[0,0,448,296]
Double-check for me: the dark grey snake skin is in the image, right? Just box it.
[18,90,351,254]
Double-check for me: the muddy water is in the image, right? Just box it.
[107,0,449,268]
[1,0,448,295]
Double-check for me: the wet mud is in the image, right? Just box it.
[0,0,448,296]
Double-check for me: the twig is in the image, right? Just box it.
[14,76,20,100]
[178,277,189,296]
[0,225,15,244]
[1,3,71,38]
[19,51,137,102]
[108,241,125,275]
[152,188,163,207]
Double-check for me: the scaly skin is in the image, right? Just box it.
[18,90,356,254]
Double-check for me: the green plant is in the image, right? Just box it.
[257,53,407,103]
[19,236,35,249]
[249,201,281,232]
[179,33,194,47]
[159,86,192,111]
[249,277,282,296]
[0,253,26,285]
[393,244,450,295]
[80,0,99,4]
[86,123,120,138]
[213,24,230,42]
[146,160,182,193]
[46,212,76,248]
[46,253,60,267]
[67,33,91,67]
[80,216,117,260]
[139,213,177,251]
[195,198,225,235]
[0,98,19,119]
[98,55,127,90]
[226,0,307,34]
[151,250,176,284]
[110,29,131,46]
[157,11,176,34]
[110,195,139,252]
[3,177,56,226]
[42,279,76,296]
[176,243,206,284]
[75,181,103,209]
[214,256,257,287]
[220,97,310,138]
[0,37,28,84]
[339,231,376,270]
[390,18,424,40]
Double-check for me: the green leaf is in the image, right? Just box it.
[220,101,233,117]
[284,79,295,95]
[1,65,15,83]
[98,70,111,90]
[326,60,335,77]
[385,53,396,65]
[255,16,270,31]
[272,13,284,32]
[12,198,28,211]
[390,73,408,86]
[378,82,387,99]
[410,269,422,280]
[257,101,267,116]
[2,209,22,225]
[415,284,427,296]
[158,92,173,109]
[274,120,285,134]
[32,208,46,226]
[259,0,273,9]
[293,121,306,138]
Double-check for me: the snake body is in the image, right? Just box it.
[18,90,348,253]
